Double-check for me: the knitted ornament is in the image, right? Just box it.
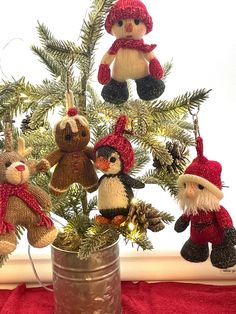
[0,137,57,255]
[37,105,98,196]
[98,0,165,105]
[94,115,145,225]
[175,136,236,269]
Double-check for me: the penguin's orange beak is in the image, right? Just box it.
[95,157,110,171]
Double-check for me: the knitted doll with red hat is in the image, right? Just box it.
[0,137,57,255]
[37,106,98,196]
[175,136,236,269]
[94,115,145,225]
[98,0,165,105]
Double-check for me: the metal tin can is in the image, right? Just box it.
[51,240,121,314]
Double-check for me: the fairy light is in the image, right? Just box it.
[128,222,135,231]
[131,197,138,205]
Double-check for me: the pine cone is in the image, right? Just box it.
[127,200,165,232]
[153,141,189,174]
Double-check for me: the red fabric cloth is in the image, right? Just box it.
[0,281,236,314]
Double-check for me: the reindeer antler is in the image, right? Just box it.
[17,137,32,157]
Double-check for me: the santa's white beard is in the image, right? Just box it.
[177,188,220,215]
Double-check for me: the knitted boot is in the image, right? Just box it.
[27,226,58,248]
[210,244,236,269]
[181,238,209,262]
[101,79,129,104]
[135,75,165,101]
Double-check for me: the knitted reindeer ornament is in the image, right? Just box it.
[98,0,165,105]
[175,136,236,269]
[0,137,57,255]
[38,91,98,196]
[94,115,145,225]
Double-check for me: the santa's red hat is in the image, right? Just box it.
[105,0,153,34]
[177,137,224,200]
[94,115,134,173]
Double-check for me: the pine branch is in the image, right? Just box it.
[140,169,179,197]
[78,0,116,78]
[31,45,63,77]
[162,60,173,81]
[148,89,211,123]
[130,147,150,175]
[36,21,56,46]
[78,223,119,260]
[131,133,173,166]
[45,39,81,60]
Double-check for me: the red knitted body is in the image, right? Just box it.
[0,183,53,234]
[105,0,153,34]
[108,39,156,55]
[182,206,233,245]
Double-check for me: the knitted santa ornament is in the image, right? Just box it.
[98,0,165,105]
[175,136,236,269]
[0,137,57,255]
[38,103,98,196]
[94,115,144,225]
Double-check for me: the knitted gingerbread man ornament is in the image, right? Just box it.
[38,100,98,196]
[98,0,165,105]
[94,114,145,225]
[0,137,57,255]
[175,136,236,269]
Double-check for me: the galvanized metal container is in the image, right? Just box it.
[51,240,121,314]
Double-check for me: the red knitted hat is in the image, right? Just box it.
[105,0,153,34]
[94,115,134,173]
[177,137,224,200]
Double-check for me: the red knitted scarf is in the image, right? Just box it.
[108,39,156,55]
[0,183,53,234]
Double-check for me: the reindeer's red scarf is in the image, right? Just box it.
[108,38,156,55]
[0,183,53,234]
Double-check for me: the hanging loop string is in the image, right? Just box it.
[188,103,200,143]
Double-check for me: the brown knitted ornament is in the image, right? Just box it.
[0,137,57,255]
[38,106,98,196]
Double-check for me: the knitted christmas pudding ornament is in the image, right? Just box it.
[175,136,236,269]
[94,114,145,225]
[0,137,57,255]
[38,94,98,196]
[98,0,165,105]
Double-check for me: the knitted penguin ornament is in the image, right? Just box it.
[0,137,57,255]
[38,93,98,196]
[98,0,165,105]
[94,115,145,225]
[175,136,236,269]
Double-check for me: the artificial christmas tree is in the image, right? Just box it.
[0,0,211,313]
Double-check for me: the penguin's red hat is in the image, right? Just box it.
[177,137,224,200]
[94,115,134,173]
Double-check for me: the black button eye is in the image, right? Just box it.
[118,20,123,27]
[134,19,140,25]
[65,134,72,141]
[5,161,12,168]
[183,183,186,188]
[81,131,86,137]
[110,157,116,163]
[198,184,204,190]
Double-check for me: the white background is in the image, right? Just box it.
[0,0,236,253]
